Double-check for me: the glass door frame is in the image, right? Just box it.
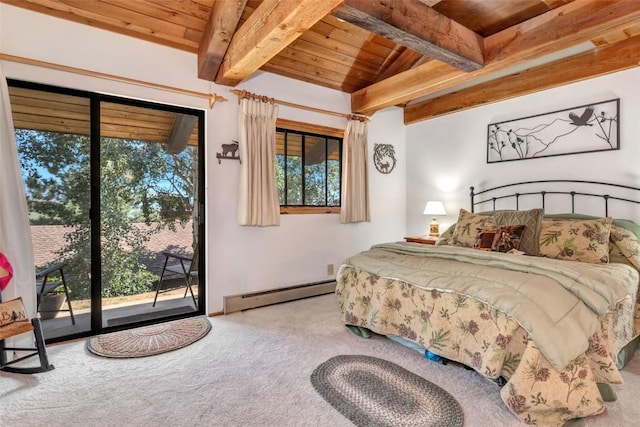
[8,79,206,343]
[90,94,206,335]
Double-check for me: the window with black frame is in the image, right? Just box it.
[276,127,342,213]
[8,79,205,343]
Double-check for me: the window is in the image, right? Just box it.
[275,120,343,214]
[8,79,205,342]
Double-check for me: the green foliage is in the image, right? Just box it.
[275,132,341,207]
[18,129,197,299]
[19,131,90,225]
[101,245,157,297]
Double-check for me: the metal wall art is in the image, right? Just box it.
[487,98,619,163]
[216,140,240,164]
[373,143,396,174]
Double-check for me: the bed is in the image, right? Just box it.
[335,180,640,426]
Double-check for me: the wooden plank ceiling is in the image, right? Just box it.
[9,86,199,147]
[2,0,639,125]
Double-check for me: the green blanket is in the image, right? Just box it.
[344,242,639,371]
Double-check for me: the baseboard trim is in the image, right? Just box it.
[223,280,336,314]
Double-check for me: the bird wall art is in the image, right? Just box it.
[487,98,619,163]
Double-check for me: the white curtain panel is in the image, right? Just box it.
[236,98,280,226]
[0,65,37,351]
[340,119,370,223]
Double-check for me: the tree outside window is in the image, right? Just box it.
[276,127,341,211]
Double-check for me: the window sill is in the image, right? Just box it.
[280,206,340,215]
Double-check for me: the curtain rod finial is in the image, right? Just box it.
[209,93,227,109]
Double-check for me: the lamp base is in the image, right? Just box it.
[429,219,439,238]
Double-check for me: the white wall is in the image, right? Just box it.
[208,76,406,312]
[0,4,407,313]
[406,68,640,235]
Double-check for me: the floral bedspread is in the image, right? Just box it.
[336,240,640,426]
[344,242,637,372]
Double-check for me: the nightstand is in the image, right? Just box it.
[404,236,436,245]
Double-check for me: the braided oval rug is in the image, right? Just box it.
[87,316,211,358]
[311,355,464,427]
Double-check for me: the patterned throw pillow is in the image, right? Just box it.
[475,225,525,253]
[491,209,543,255]
[495,224,526,253]
[451,209,494,248]
[475,228,500,251]
[609,240,635,269]
[435,224,456,246]
[538,217,612,264]
[609,223,640,270]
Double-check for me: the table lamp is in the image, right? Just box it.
[423,201,446,238]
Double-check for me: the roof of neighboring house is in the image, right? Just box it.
[31,221,194,275]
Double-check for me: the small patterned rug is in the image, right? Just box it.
[311,355,464,427]
[86,316,211,358]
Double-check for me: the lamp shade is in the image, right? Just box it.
[423,201,446,216]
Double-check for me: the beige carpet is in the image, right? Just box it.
[1,294,639,426]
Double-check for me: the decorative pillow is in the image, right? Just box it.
[538,217,612,264]
[609,241,635,269]
[435,224,456,246]
[609,223,640,270]
[474,225,525,253]
[492,208,543,255]
[494,224,526,253]
[451,209,494,248]
[474,228,500,251]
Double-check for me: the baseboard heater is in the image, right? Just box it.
[223,279,336,314]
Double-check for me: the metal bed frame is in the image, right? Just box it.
[470,180,640,217]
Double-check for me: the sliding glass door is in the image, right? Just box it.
[99,100,201,328]
[11,85,93,339]
[9,80,205,342]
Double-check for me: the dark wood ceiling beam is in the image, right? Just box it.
[404,34,640,124]
[166,114,198,154]
[305,139,340,166]
[215,0,344,87]
[350,0,640,115]
[197,0,247,81]
[332,0,483,72]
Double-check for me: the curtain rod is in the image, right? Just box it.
[0,53,227,108]
[231,89,369,122]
